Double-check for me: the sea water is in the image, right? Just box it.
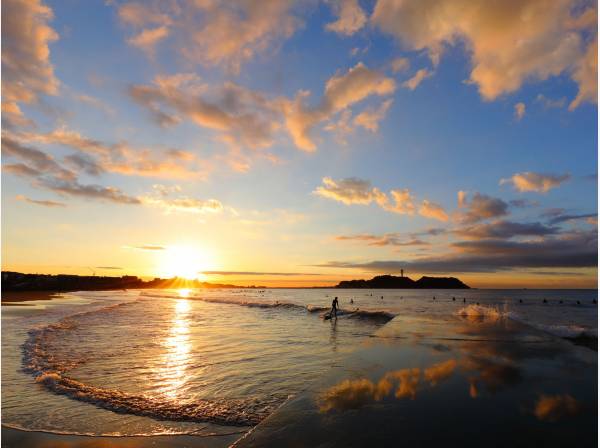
[1,288,597,438]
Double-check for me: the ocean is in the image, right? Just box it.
[1,288,597,439]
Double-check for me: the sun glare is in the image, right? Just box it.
[178,288,190,298]
[158,246,212,280]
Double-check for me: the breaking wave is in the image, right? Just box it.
[141,292,397,323]
[21,300,278,426]
[457,304,597,342]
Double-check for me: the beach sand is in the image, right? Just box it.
[234,314,597,447]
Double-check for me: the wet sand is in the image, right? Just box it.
[235,314,598,447]
[1,291,65,303]
[0,427,245,448]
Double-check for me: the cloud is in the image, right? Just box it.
[514,102,526,120]
[202,271,322,276]
[3,163,43,178]
[319,229,597,272]
[547,213,597,225]
[129,74,281,150]
[391,57,410,73]
[127,26,170,57]
[314,177,449,221]
[457,190,467,208]
[568,38,597,110]
[402,68,432,90]
[325,0,367,36]
[509,199,539,208]
[95,266,123,270]
[11,127,209,179]
[336,233,430,247]
[41,178,142,204]
[127,245,166,251]
[118,1,302,74]
[284,62,396,151]
[3,136,224,209]
[371,0,597,108]
[501,172,570,193]
[2,0,60,124]
[535,94,566,109]
[353,99,393,132]
[63,153,104,176]
[313,177,386,206]
[117,2,173,27]
[140,196,223,214]
[383,189,416,215]
[15,194,66,207]
[456,192,509,224]
[130,64,395,153]
[2,135,75,181]
[453,220,559,239]
[418,200,448,222]
[73,93,115,116]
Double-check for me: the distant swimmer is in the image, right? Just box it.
[559,300,563,304]
[330,296,339,319]
[519,299,523,303]
[433,296,436,301]
[576,300,581,305]
[381,295,384,300]
[463,298,466,303]
[543,299,548,304]
[350,298,354,304]
[452,297,455,301]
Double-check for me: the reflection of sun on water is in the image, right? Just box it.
[178,288,190,298]
[156,298,192,399]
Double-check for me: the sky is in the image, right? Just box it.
[1,0,598,288]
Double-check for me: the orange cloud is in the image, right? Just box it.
[419,200,449,222]
[325,0,367,36]
[372,0,597,108]
[501,172,570,193]
[284,62,396,151]
[2,0,59,124]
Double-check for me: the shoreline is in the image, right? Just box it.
[0,426,246,448]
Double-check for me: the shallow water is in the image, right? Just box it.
[1,288,597,439]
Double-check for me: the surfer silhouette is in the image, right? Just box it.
[330,297,339,319]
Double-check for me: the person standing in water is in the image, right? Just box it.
[330,296,339,319]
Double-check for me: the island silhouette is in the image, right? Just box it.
[336,274,470,289]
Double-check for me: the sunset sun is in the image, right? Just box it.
[158,246,211,280]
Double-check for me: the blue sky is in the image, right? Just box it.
[2,0,597,287]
